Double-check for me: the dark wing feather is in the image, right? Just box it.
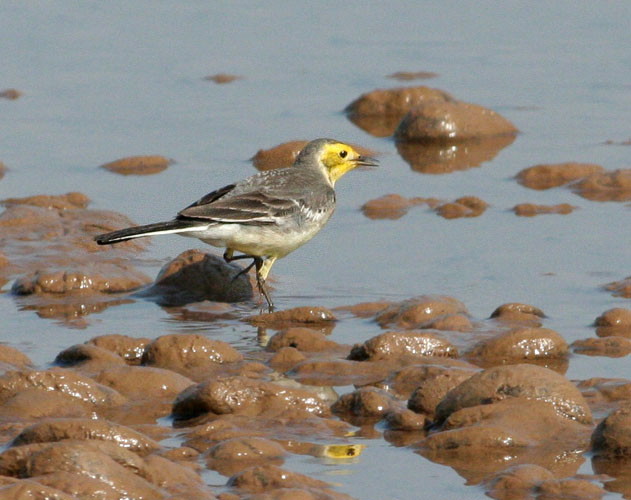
[178,189,300,225]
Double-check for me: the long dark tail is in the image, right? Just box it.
[95,219,205,245]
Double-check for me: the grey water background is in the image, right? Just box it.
[1,2,630,498]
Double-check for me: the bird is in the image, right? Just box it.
[95,138,378,312]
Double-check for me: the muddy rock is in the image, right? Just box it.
[490,303,545,326]
[142,454,215,498]
[206,437,286,476]
[11,265,150,295]
[1,192,90,210]
[100,155,173,175]
[345,86,452,137]
[384,408,428,431]
[184,414,351,453]
[516,162,604,190]
[483,464,555,499]
[420,398,592,481]
[424,313,473,332]
[142,333,243,377]
[591,403,631,457]
[228,464,333,494]
[513,202,577,216]
[87,334,150,364]
[0,345,32,371]
[0,368,126,407]
[12,418,161,455]
[172,375,331,421]
[269,347,308,372]
[408,368,477,416]
[332,387,396,421]
[0,88,22,100]
[435,364,592,425]
[54,343,126,371]
[394,99,518,142]
[289,358,395,387]
[0,478,77,499]
[348,330,457,361]
[334,301,393,318]
[396,135,515,174]
[93,365,195,400]
[595,308,631,338]
[572,337,631,358]
[467,326,569,365]
[375,295,468,330]
[360,194,437,220]
[434,196,488,219]
[139,249,253,306]
[266,328,343,353]
[248,306,337,329]
[603,276,631,299]
[572,168,631,202]
[6,441,164,499]
[376,361,478,399]
[0,388,95,420]
[387,71,438,81]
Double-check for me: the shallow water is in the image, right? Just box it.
[1,1,630,498]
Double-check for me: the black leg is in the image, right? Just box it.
[224,251,275,312]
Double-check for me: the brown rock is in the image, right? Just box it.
[408,369,476,416]
[248,306,337,328]
[387,71,438,81]
[205,73,242,84]
[13,418,161,455]
[571,337,631,358]
[54,344,126,370]
[206,437,286,476]
[100,155,173,175]
[333,301,392,318]
[0,345,32,370]
[420,399,591,482]
[142,333,243,375]
[142,454,214,498]
[0,368,126,407]
[0,388,95,420]
[0,478,76,499]
[572,168,631,201]
[592,403,631,457]
[468,327,569,364]
[435,364,592,425]
[394,100,518,142]
[360,194,437,220]
[345,86,452,137]
[348,330,457,361]
[536,478,605,499]
[603,276,631,299]
[266,328,343,353]
[268,347,307,372]
[384,408,428,431]
[595,308,631,338]
[331,387,395,420]
[516,162,604,190]
[87,334,150,364]
[93,365,195,400]
[490,303,545,326]
[0,88,22,100]
[140,249,253,306]
[228,464,332,493]
[11,265,150,294]
[513,202,577,216]
[289,358,394,387]
[483,464,556,498]
[375,295,468,329]
[1,192,90,210]
[172,376,331,421]
[434,196,488,219]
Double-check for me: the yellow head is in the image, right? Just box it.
[295,139,379,186]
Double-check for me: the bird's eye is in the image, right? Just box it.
[339,150,347,158]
